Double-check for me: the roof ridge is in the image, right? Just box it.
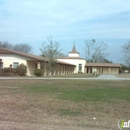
[0,47,49,61]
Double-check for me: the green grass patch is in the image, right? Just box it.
[59,109,82,116]
[24,85,61,93]
[0,79,130,129]
[23,80,130,102]
[57,87,130,102]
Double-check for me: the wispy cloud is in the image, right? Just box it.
[0,0,130,42]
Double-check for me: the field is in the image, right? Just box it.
[0,79,130,130]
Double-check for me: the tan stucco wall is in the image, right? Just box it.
[101,67,119,74]
[68,53,79,57]
[102,68,109,74]
[0,54,27,67]
[103,67,119,74]
[110,68,119,74]
[86,67,119,75]
[27,60,36,76]
[0,54,35,76]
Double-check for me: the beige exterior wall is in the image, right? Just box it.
[86,66,119,75]
[57,59,86,73]
[68,53,79,57]
[103,68,109,74]
[0,54,36,76]
[110,68,119,74]
[26,60,36,76]
[103,67,119,74]
[0,54,27,67]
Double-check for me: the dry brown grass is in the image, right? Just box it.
[0,79,130,130]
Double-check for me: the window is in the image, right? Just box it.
[0,62,3,68]
[78,64,82,71]
[13,62,19,68]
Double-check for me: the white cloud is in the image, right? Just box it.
[0,0,130,43]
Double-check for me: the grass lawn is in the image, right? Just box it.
[0,79,130,130]
[116,73,130,78]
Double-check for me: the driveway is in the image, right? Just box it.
[97,74,130,80]
[97,75,119,79]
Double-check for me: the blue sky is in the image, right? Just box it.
[0,0,130,63]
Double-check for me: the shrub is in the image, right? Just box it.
[2,67,11,73]
[0,68,2,74]
[12,68,18,74]
[128,67,130,73]
[0,68,19,76]
[17,64,27,76]
[34,69,43,77]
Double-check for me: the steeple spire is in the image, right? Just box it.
[68,43,79,57]
[72,42,76,52]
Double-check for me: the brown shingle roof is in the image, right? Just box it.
[86,63,121,67]
[0,47,49,61]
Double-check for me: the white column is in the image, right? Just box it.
[37,62,41,69]
[109,68,111,74]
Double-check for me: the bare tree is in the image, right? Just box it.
[0,41,33,53]
[0,41,13,49]
[40,36,62,77]
[94,54,112,63]
[13,43,33,53]
[122,41,130,66]
[84,39,107,63]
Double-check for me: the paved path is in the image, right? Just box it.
[0,75,130,80]
[97,75,120,79]
[97,74,130,80]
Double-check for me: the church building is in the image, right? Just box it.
[57,45,86,73]
[0,45,121,76]
[57,45,121,75]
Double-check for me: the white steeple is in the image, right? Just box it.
[68,44,80,57]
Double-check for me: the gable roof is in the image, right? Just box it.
[0,48,76,66]
[86,63,121,68]
[0,47,49,61]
